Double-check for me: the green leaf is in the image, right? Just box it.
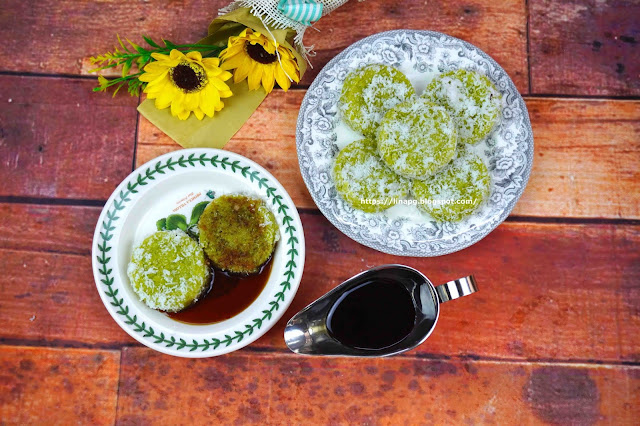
[143,35,160,48]
[166,214,187,231]
[117,34,127,51]
[189,201,210,226]
[156,218,167,231]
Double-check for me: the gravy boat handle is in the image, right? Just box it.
[435,275,478,303]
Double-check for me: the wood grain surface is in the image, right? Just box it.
[136,92,640,219]
[2,204,638,364]
[0,0,529,92]
[0,247,127,347]
[4,0,636,96]
[530,0,640,96]
[0,75,138,201]
[0,346,119,424]
[520,98,640,218]
[0,0,638,423]
[0,203,99,255]
[301,0,529,91]
[116,348,640,425]
[0,0,220,75]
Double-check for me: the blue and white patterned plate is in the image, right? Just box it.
[296,30,533,256]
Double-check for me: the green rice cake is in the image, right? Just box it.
[412,147,491,222]
[333,138,410,213]
[423,69,501,145]
[339,64,415,137]
[127,230,210,312]
[376,99,457,180]
[198,194,279,274]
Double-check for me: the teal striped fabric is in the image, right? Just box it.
[277,0,323,25]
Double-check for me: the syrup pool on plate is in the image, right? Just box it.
[166,258,273,325]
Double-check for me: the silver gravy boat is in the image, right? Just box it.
[284,264,477,357]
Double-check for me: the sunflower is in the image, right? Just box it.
[140,50,233,120]
[219,28,300,93]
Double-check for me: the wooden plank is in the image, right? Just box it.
[136,91,313,208]
[0,75,138,200]
[1,204,638,363]
[516,98,640,219]
[0,345,119,424]
[0,203,99,256]
[265,215,640,363]
[136,94,640,219]
[0,247,133,346]
[0,0,528,92]
[300,0,529,91]
[117,348,640,424]
[529,0,640,96]
[0,0,221,76]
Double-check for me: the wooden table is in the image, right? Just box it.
[1,0,639,424]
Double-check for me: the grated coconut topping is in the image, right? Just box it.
[127,230,209,312]
[423,69,502,144]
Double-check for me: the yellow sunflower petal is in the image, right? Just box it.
[277,46,293,59]
[233,56,253,83]
[143,62,171,74]
[185,51,203,62]
[275,65,292,91]
[139,71,159,83]
[220,44,244,59]
[193,108,204,120]
[145,78,172,96]
[247,64,262,91]
[207,85,221,107]
[169,49,185,61]
[145,81,167,93]
[262,41,277,55]
[202,57,221,68]
[281,59,300,83]
[170,92,185,116]
[140,69,169,85]
[151,52,171,62]
[154,87,176,109]
[221,69,233,80]
[261,66,276,94]
[183,93,200,111]
[144,79,172,95]
[206,68,223,80]
[200,89,215,117]
[220,44,238,59]
[220,53,247,71]
[210,77,231,93]
[177,109,190,120]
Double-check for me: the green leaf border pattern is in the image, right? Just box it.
[96,153,299,352]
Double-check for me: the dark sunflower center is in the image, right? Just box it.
[246,43,277,64]
[170,62,207,92]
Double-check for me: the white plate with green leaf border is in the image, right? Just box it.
[92,148,305,357]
